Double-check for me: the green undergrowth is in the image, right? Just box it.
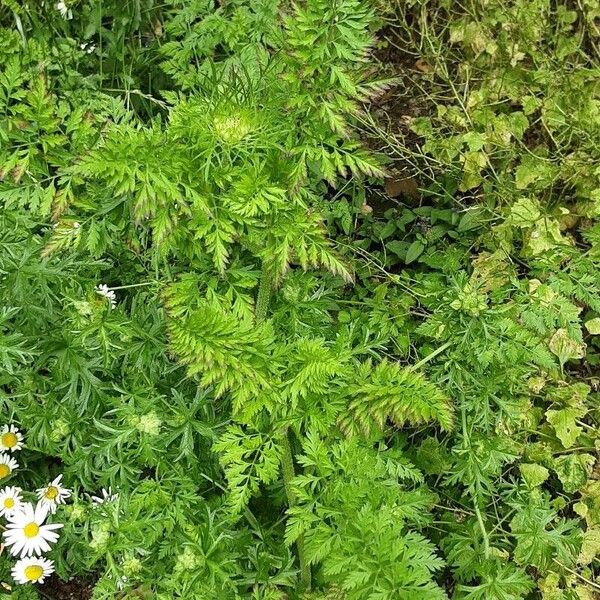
[0,0,599,599]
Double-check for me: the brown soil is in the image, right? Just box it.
[364,26,438,214]
[40,574,95,600]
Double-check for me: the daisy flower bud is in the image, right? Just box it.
[91,487,118,506]
[55,1,72,20]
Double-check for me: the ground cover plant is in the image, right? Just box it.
[0,0,599,598]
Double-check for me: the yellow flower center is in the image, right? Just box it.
[0,464,10,479]
[23,523,39,538]
[4,497,15,509]
[44,486,59,500]
[24,565,44,581]
[1,432,18,448]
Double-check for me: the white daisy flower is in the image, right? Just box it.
[36,475,72,514]
[0,486,23,518]
[91,487,118,506]
[0,425,24,452]
[55,1,73,19]
[95,284,117,308]
[11,556,55,584]
[0,453,19,480]
[3,502,63,558]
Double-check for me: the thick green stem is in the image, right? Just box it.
[461,406,490,559]
[280,431,312,591]
[255,260,273,322]
[256,260,311,590]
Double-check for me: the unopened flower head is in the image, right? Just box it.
[3,502,63,557]
[0,486,23,518]
[37,475,72,514]
[0,453,19,480]
[212,110,253,144]
[123,557,143,576]
[11,556,55,584]
[95,284,117,308]
[89,525,110,551]
[0,425,24,452]
[49,418,70,443]
[176,547,198,571]
[136,412,161,436]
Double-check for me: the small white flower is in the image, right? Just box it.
[11,556,55,584]
[36,475,72,514]
[0,425,24,452]
[55,1,73,19]
[0,486,23,518]
[91,487,118,506]
[0,453,19,481]
[95,284,117,308]
[3,502,63,558]
[117,574,128,590]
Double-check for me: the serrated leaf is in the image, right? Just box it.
[548,328,586,365]
[578,527,600,565]
[520,463,550,487]
[546,407,586,449]
[553,453,595,494]
[584,317,600,334]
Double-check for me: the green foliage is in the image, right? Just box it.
[1,0,599,598]
[0,1,448,598]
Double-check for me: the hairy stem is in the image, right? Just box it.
[280,431,312,591]
[256,260,311,590]
[255,260,273,322]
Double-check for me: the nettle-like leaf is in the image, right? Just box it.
[520,463,550,488]
[454,561,534,600]
[553,454,595,494]
[510,500,581,571]
[546,406,586,449]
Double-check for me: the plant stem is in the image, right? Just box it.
[411,340,453,371]
[461,406,490,559]
[255,260,273,322]
[255,260,311,590]
[280,431,312,591]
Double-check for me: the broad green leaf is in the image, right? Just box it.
[405,239,426,264]
[457,207,485,232]
[510,198,541,226]
[520,463,550,487]
[459,150,487,191]
[578,527,600,565]
[546,406,586,448]
[584,317,600,334]
[548,328,586,365]
[553,453,595,494]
